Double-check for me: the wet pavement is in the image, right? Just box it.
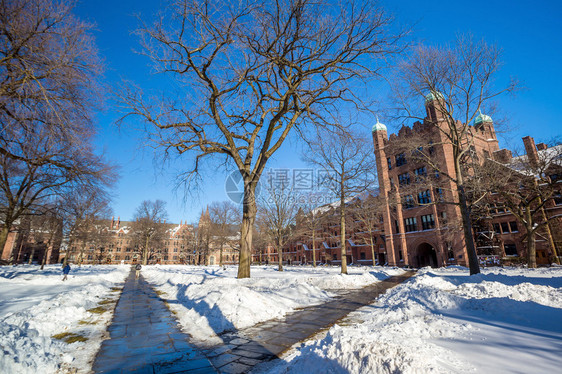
[92,270,216,373]
[93,270,415,374]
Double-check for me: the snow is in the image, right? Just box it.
[262,266,562,374]
[141,265,405,345]
[2,264,560,374]
[0,264,129,374]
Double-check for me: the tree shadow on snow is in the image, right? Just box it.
[422,270,562,288]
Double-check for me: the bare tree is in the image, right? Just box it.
[390,35,518,275]
[258,182,298,271]
[294,194,331,267]
[121,0,404,278]
[482,144,561,267]
[303,129,375,274]
[60,186,112,266]
[0,0,103,164]
[130,200,169,265]
[0,0,114,253]
[0,133,115,256]
[350,192,388,266]
[209,201,240,267]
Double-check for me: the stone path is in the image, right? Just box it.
[92,270,216,373]
[200,271,416,373]
[93,270,415,374]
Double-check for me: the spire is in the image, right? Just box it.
[372,115,387,133]
[474,108,493,125]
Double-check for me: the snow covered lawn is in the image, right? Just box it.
[0,264,129,374]
[141,265,405,344]
[264,266,562,374]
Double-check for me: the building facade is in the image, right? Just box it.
[371,94,561,267]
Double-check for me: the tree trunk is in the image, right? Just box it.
[143,236,149,265]
[340,189,348,275]
[370,236,376,266]
[540,204,560,265]
[219,243,223,267]
[28,247,35,265]
[0,226,10,259]
[525,209,537,268]
[277,235,284,271]
[457,183,480,275]
[237,179,257,279]
[312,228,317,267]
[63,239,73,266]
[78,243,85,266]
[40,231,55,270]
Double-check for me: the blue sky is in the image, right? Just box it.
[75,0,562,224]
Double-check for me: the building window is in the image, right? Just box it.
[396,153,407,167]
[360,252,366,260]
[504,243,517,256]
[125,255,130,260]
[404,217,417,232]
[387,157,392,170]
[421,214,435,230]
[403,195,415,209]
[435,188,443,201]
[493,223,501,234]
[554,194,562,205]
[398,173,410,185]
[173,248,178,252]
[414,167,427,177]
[509,221,518,232]
[394,220,400,233]
[418,190,431,204]
[500,222,509,233]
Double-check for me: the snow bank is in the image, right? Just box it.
[141,265,404,344]
[265,266,562,374]
[0,265,129,374]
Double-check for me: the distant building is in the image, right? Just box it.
[0,216,62,265]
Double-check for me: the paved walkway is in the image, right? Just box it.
[200,271,416,373]
[93,270,415,374]
[92,270,216,373]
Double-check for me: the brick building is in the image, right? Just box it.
[371,93,561,267]
[1,216,62,265]
[59,210,241,266]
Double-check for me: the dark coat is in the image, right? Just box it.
[63,265,71,275]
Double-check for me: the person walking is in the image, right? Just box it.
[135,263,142,278]
[62,263,71,281]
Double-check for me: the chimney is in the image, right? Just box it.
[536,142,548,151]
[111,216,114,229]
[522,136,539,167]
[493,149,512,163]
[117,216,120,229]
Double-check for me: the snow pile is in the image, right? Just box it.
[0,265,129,374]
[141,265,403,343]
[266,266,562,374]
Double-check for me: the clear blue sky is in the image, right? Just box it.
[75,0,562,224]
